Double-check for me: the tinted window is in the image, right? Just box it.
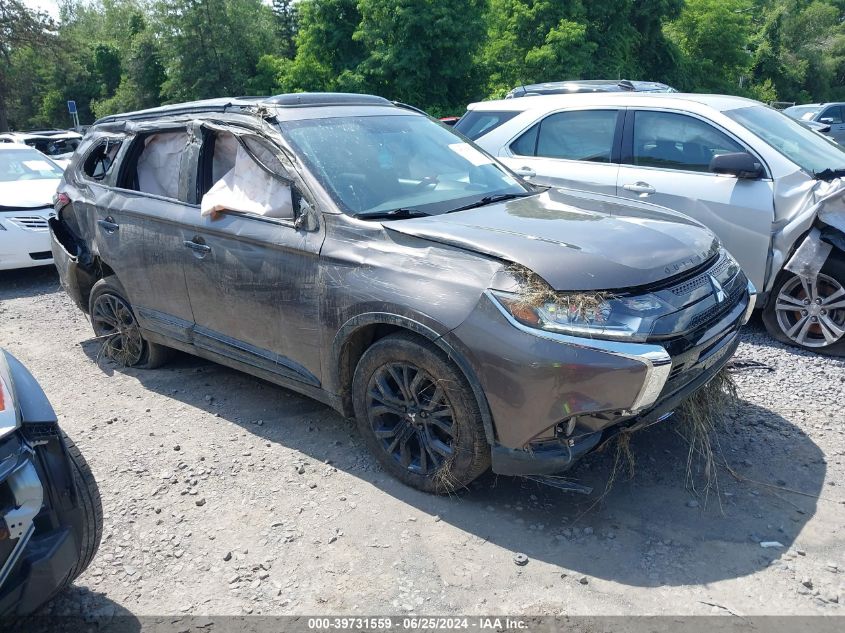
[453,110,520,140]
[510,123,539,156]
[819,106,843,124]
[27,137,80,156]
[784,105,822,121]
[83,140,121,180]
[632,111,744,172]
[518,110,617,162]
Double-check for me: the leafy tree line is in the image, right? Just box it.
[2,0,845,132]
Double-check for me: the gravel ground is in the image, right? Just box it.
[1,266,844,617]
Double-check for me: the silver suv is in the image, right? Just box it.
[461,93,845,354]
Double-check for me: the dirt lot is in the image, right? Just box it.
[1,266,844,617]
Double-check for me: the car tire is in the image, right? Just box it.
[58,431,103,586]
[763,254,845,356]
[352,332,490,493]
[35,431,104,610]
[88,276,171,368]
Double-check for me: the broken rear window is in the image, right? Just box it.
[83,140,121,181]
[119,130,188,200]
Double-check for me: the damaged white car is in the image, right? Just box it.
[461,95,845,354]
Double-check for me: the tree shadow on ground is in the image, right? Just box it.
[78,339,827,590]
[0,267,61,301]
[11,588,142,633]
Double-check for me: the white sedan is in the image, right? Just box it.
[0,143,63,270]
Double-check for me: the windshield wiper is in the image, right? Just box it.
[445,192,535,214]
[814,167,845,182]
[353,208,431,220]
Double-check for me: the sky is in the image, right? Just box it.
[22,0,61,19]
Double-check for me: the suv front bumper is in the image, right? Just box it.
[452,281,754,477]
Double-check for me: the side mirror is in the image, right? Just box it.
[709,152,764,179]
[819,117,834,124]
[293,190,319,231]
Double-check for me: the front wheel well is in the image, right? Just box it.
[336,320,496,444]
[337,323,404,417]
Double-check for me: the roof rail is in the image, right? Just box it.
[391,101,429,116]
[93,93,395,125]
[262,93,392,108]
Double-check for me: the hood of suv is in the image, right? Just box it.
[383,188,719,291]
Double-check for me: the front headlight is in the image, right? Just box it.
[490,290,671,342]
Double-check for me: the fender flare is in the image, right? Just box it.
[331,312,497,445]
[1,351,57,424]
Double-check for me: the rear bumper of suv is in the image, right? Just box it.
[452,276,754,477]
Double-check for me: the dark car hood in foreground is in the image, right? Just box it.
[384,188,719,291]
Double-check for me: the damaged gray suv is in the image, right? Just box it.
[50,93,755,493]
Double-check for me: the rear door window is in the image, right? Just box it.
[631,111,745,172]
[453,110,520,140]
[118,130,189,201]
[509,123,539,156]
[511,110,618,162]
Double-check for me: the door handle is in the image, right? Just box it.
[623,182,656,195]
[514,166,536,178]
[97,217,119,234]
[183,239,211,254]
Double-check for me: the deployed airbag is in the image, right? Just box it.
[137,132,187,199]
[201,138,293,219]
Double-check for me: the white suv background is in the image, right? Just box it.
[459,93,845,355]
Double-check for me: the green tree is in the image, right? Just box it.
[0,0,56,131]
[92,26,166,118]
[272,0,298,59]
[274,0,364,93]
[482,0,592,98]
[93,44,122,96]
[622,0,685,82]
[352,0,487,112]
[749,0,845,103]
[155,0,276,101]
[665,0,753,93]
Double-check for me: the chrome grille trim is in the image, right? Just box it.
[670,253,730,296]
[8,216,49,231]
